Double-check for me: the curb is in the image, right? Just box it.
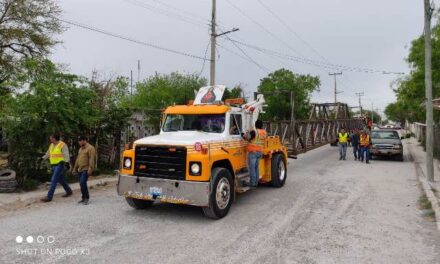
[408,144,440,230]
[0,177,118,209]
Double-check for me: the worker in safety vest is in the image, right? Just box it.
[244,120,267,188]
[338,128,349,160]
[41,134,72,202]
[359,130,371,163]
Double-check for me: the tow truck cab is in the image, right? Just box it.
[117,86,288,219]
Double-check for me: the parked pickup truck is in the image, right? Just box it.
[370,129,404,161]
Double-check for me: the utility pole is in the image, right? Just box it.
[424,0,434,182]
[371,103,374,124]
[329,72,343,103]
[355,92,364,116]
[137,60,141,83]
[290,91,295,124]
[130,70,133,99]
[210,0,216,86]
[209,0,239,86]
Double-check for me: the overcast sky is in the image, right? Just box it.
[52,0,424,117]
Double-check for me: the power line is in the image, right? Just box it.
[226,38,403,74]
[224,0,303,57]
[198,39,211,77]
[123,0,209,28]
[256,0,327,62]
[217,42,270,73]
[148,0,210,24]
[59,18,210,61]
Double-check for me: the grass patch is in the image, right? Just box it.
[418,194,433,210]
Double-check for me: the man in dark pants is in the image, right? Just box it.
[41,134,72,202]
[351,128,361,160]
[72,135,96,205]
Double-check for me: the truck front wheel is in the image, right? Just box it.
[271,154,287,188]
[126,197,154,209]
[203,167,234,219]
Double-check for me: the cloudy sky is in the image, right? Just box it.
[52,0,423,117]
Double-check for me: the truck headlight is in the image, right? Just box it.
[393,144,401,149]
[124,158,132,169]
[190,162,201,175]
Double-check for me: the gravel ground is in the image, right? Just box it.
[0,142,439,264]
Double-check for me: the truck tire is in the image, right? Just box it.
[271,154,287,188]
[125,197,154,209]
[203,167,234,219]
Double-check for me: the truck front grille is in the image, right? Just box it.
[134,145,187,180]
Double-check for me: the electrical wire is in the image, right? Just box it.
[224,0,302,57]
[148,0,210,25]
[198,39,211,77]
[59,18,210,61]
[123,0,209,28]
[217,43,270,74]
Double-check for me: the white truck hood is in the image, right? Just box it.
[134,131,227,146]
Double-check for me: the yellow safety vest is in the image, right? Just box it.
[49,141,66,165]
[338,133,348,144]
[360,134,370,146]
[247,129,267,152]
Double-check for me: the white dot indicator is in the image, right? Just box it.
[26,236,34,243]
[16,236,23,243]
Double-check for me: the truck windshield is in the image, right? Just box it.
[163,114,225,133]
[371,131,399,139]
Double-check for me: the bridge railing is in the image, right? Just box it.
[264,119,365,157]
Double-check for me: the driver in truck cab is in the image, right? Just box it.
[244,120,267,188]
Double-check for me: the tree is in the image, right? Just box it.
[1,59,98,183]
[258,69,320,120]
[132,72,208,129]
[0,0,63,84]
[385,20,440,123]
[223,84,244,100]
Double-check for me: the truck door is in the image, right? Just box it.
[229,113,247,169]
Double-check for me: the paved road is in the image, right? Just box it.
[1,142,439,264]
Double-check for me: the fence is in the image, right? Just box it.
[408,122,440,157]
[264,119,365,157]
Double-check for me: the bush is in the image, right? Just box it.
[21,178,40,191]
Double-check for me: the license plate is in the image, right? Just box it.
[150,187,162,196]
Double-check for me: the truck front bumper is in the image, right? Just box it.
[117,173,210,207]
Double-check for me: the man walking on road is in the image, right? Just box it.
[359,130,371,164]
[72,135,96,205]
[351,128,361,160]
[41,134,73,202]
[338,128,349,160]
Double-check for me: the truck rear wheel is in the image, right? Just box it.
[126,197,154,209]
[271,154,287,188]
[203,167,233,219]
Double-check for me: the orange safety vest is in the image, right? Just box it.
[247,129,267,153]
[49,141,66,165]
[360,134,370,146]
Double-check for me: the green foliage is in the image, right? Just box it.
[386,21,440,122]
[1,59,132,183]
[132,72,208,129]
[257,68,320,120]
[0,0,63,84]
[1,59,99,181]
[223,85,244,100]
